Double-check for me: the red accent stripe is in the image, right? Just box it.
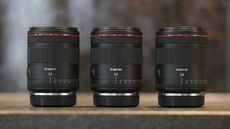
[92,34,142,37]
[156,34,208,38]
[28,34,79,37]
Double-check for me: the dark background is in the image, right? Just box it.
[0,0,229,92]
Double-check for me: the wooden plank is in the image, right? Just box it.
[0,93,229,115]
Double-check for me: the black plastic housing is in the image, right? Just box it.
[27,26,79,107]
[91,26,142,107]
[155,26,208,107]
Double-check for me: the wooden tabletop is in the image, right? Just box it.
[0,93,230,115]
[0,93,229,129]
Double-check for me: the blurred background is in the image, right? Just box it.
[0,0,229,92]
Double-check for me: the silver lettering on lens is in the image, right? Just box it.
[110,67,122,71]
[176,68,188,71]
[44,67,56,71]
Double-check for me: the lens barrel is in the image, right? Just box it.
[27,26,79,107]
[91,26,142,107]
[155,26,208,107]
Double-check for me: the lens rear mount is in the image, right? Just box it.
[94,92,139,107]
[158,92,204,107]
[30,91,76,107]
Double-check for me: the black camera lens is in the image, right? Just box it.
[155,26,208,107]
[91,26,142,107]
[27,26,79,107]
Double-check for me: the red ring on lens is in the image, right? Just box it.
[28,34,79,37]
[91,34,142,37]
[156,34,207,38]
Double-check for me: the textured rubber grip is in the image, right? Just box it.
[28,47,79,63]
[157,47,205,64]
[91,47,142,64]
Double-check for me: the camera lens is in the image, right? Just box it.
[155,26,208,107]
[91,26,142,107]
[27,26,79,107]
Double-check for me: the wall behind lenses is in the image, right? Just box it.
[0,0,229,92]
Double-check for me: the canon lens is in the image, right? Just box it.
[155,26,208,107]
[91,26,142,107]
[27,26,79,107]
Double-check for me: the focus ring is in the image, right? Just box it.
[28,47,79,63]
[91,48,142,64]
[157,47,205,64]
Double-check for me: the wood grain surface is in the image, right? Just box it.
[0,93,229,115]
